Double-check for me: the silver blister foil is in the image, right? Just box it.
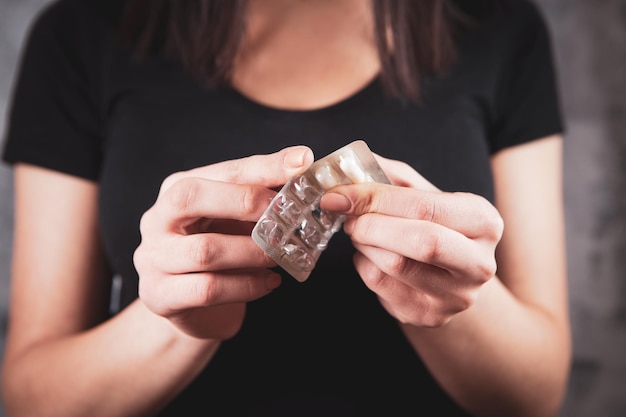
[251,140,390,282]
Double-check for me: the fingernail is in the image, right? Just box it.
[285,147,312,169]
[322,192,352,213]
[266,273,282,290]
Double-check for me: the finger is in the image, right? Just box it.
[352,250,475,326]
[141,269,282,315]
[344,213,497,280]
[152,234,276,274]
[159,146,314,195]
[154,179,277,231]
[350,252,448,326]
[321,183,503,240]
[352,243,474,300]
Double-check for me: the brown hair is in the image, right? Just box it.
[120,0,464,102]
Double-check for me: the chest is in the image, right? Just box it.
[232,0,380,111]
[97,51,496,306]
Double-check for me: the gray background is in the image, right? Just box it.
[0,0,625,416]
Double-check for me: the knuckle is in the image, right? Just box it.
[239,184,259,216]
[192,237,215,268]
[132,246,145,270]
[413,230,444,264]
[362,264,387,286]
[160,171,185,194]
[362,192,376,214]
[383,252,410,276]
[476,257,498,282]
[447,285,480,315]
[165,178,200,214]
[224,158,244,182]
[399,294,451,328]
[393,309,413,325]
[348,186,375,215]
[138,205,158,235]
[479,211,504,242]
[421,312,450,328]
[138,212,149,234]
[413,195,438,222]
[475,196,505,242]
[137,280,150,304]
[138,280,167,316]
[454,293,475,312]
[133,242,158,276]
[194,275,219,305]
[430,315,451,328]
[466,288,480,306]
[349,215,371,241]
[245,275,263,298]
[486,211,505,241]
[424,299,455,327]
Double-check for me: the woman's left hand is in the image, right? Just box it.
[319,154,504,328]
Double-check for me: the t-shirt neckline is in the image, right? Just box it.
[223,75,381,118]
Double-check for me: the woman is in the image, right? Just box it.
[1,0,571,416]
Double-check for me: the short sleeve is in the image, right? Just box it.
[1,0,107,181]
[489,0,564,153]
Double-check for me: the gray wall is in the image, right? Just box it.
[0,0,625,416]
[547,1,626,415]
[1,1,51,416]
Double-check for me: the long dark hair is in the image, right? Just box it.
[120,0,464,102]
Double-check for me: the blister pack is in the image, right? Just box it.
[251,140,390,282]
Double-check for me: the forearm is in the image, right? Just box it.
[2,300,220,417]
[401,277,571,417]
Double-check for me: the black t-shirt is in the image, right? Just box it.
[2,0,563,415]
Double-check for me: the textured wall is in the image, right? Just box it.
[0,1,625,416]
[541,1,626,416]
[0,2,51,416]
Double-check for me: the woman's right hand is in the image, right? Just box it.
[133,146,314,339]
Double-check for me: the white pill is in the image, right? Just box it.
[339,153,367,183]
[315,164,342,190]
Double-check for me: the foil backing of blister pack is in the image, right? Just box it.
[251,140,390,282]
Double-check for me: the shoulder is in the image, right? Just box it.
[453,0,552,43]
[28,0,126,40]
[452,0,547,24]
[20,0,129,76]
[450,0,556,72]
